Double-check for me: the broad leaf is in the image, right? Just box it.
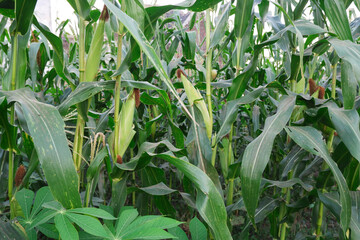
[104,0,193,120]
[234,0,254,39]
[241,95,295,225]
[0,89,81,209]
[67,208,116,220]
[15,0,37,35]
[324,0,353,41]
[54,214,79,240]
[58,80,159,115]
[66,212,109,238]
[189,217,207,240]
[140,182,177,196]
[328,106,360,163]
[286,126,351,232]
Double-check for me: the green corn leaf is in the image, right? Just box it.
[324,0,353,41]
[286,126,351,233]
[240,95,295,225]
[0,89,82,209]
[33,17,74,88]
[84,12,106,82]
[209,3,230,49]
[86,147,108,182]
[217,86,264,144]
[2,31,29,91]
[120,139,231,239]
[234,0,254,39]
[66,0,90,20]
[0,97,18,153]
[0,220,27,240]
[57,80,159,115]
[104,0,193,121]
[15,0,37,35]
[328,106,360,162]
[340,60,356,109]
[157,154,232,240]
[54,214,79,240]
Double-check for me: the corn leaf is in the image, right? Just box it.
[324,0,353,41]
[104,0,193,120]
[234,0,254,39]
[286,126,351,232]
[15,0,37,35]
[0,88,82,209]
[328,106,360,162]
[240,95,295,225]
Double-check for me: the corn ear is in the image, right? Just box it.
[84,6,108,82]
[177,69,212,139]
[116,90,136,159]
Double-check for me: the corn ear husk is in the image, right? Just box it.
[84,7,108,82]
[178,70,212,139]
[116,90,136,158]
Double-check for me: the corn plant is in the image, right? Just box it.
[1,0,360,239]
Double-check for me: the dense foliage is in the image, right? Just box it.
[1,0,360,239]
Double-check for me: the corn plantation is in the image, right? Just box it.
[1,0,360,239]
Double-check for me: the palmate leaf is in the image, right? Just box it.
[0,88,81,209]
[54,214,79,240]
[113,207,180,239]
[189,217,207,240]
[285,126,351,233]
[240,95,295,225]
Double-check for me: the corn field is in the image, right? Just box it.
[1,0,360,239]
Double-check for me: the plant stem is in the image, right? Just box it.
[114,0,126,158]
[331,64,337,99]
[236,37,242,76]
[211,144,217,166]
[279,171,292,240]
[226,35,243,206]
[316,64,337,239]
[8,33,18,205]
[205,9,213,126]
[226,178,234,206]
[73,17,86,173]
[85,182,92,207]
